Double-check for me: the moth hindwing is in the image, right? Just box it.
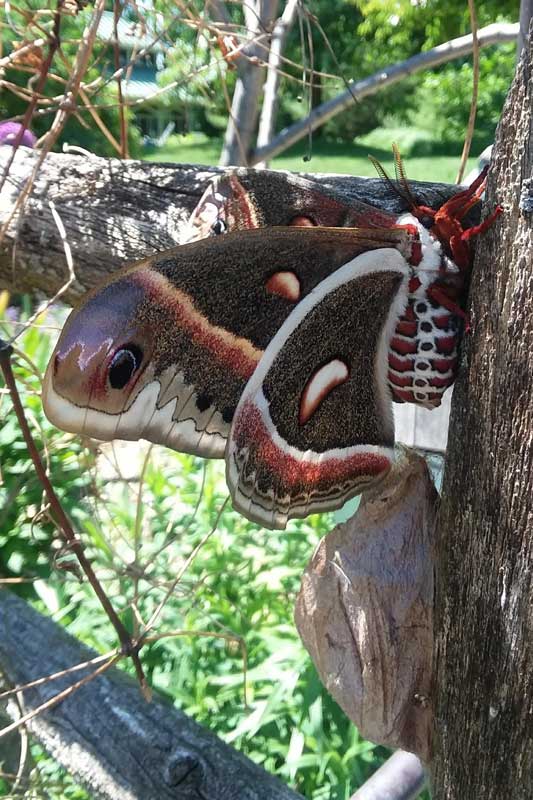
[226,247,410,529]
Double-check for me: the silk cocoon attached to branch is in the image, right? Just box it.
[295,450,437,761]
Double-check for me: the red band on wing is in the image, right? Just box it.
[135,271,262,379]
[229,175,259,229]
[233,402,390,488]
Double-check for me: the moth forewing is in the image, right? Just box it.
[43,227,411,467]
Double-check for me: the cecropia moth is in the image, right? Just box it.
[42,166,499,529]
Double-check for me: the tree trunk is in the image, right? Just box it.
[255,0,300,168]
[518,0,533,57]
[219,0,279,166]
[431,24,533,800]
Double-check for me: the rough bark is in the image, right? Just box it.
[249,22,518,166]
[0,147,472,305]
[0,591,303,800]
[431,25,533,800]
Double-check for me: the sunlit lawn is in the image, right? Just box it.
[144,126,477,184]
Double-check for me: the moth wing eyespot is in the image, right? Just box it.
[211,218,227,235]
[108,343,143,390]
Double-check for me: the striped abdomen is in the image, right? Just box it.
[387,217,463,409]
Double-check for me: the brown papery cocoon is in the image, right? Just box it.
[295,450,437,762]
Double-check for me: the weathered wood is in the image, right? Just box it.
[0,147,470,305]
[0,590,303,800]
[431,25,533,800]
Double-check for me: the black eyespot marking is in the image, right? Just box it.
[421,342,433,351]
[222,406,234,424]
[421,321,433,333]
[196,393,212,412]
[416,302,428,314]
[211,218,227,235]
[108,344,143,390]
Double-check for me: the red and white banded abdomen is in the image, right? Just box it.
[387,215,462,409]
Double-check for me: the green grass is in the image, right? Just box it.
[144,127,477,184]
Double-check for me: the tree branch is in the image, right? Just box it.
[0,591,303,800]
[249,22,519,165]
[350,750,426,800]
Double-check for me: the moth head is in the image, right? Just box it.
[42,274,157,440]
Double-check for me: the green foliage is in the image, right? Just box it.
[0,0,518,157]
[278,0,517,144]
[0,301,94,596]
[0,5,142,157]
[0,306,396,799]
[157,37,236,135]
[412,44,516,150]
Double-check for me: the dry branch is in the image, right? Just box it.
[255,0,300,168]
[0,147,473,304]
[431,24,533,800]
[0,590,303,800]
[250,22,519,165]
[350,750,426,800]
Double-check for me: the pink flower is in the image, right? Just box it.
[0,121,36,148]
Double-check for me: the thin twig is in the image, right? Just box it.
[0,38,45,68]
[0,3,62,196]
[0,343,147,693]
[140,498,229,637]
[132,444,154,637]
[0,654,120,740]
[456,0,480,183]
[144,628,248,706]
[0,651,117,700]
[78,86,122,154]
[8,201,75,346]
[0,0,106,248]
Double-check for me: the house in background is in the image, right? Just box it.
[97,10,176,143]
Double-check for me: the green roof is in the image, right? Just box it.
[123,68,161,101]
[97,10,167,53]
